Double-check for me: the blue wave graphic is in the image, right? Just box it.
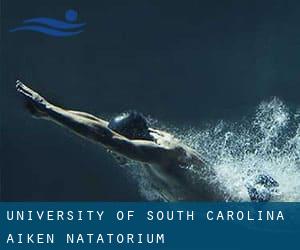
[9,9,85,37]
[10,25,84,37]
[23,18,85,29]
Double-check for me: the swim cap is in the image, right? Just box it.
[108,111,153,140]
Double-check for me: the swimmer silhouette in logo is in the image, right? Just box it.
[15,80,279,201]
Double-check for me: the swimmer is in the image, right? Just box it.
[16,80,278,201]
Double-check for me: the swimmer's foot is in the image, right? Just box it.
[246,174,279,202]
[16,80,49,118]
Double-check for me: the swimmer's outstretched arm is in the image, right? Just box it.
[16,81,176,165]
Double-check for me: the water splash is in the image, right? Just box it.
[123,98,300,201]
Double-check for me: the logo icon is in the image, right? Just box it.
[9,9,85,37]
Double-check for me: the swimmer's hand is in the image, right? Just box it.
[16,80,49,118]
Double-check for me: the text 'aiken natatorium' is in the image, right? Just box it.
[5,233,165,244]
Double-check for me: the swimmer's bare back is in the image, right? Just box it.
[16,80,223,201]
